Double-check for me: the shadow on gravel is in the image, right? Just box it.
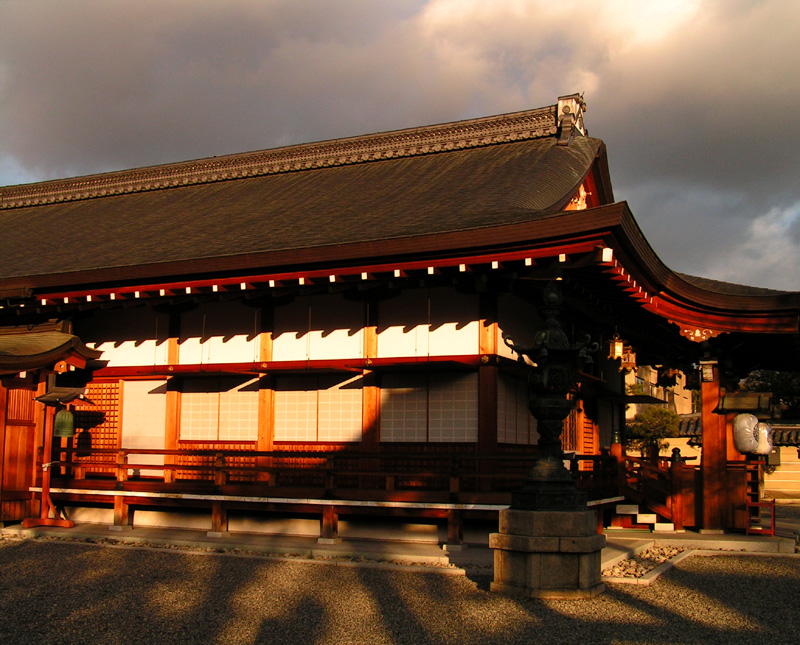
[0,539,262,643]
[3,539,800,644]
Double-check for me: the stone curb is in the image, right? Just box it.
[603,549,694,585]
[600,539,654,571]
[0,533,465,575]
[603,547,800,586]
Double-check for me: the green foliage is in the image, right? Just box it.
[626,382,649,396]
[740,370,800,419]
[625,406,680,457]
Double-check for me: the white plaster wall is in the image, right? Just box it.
[79,307,170,367]
[429,289,479,357]
[92,340,170,366]
[764,447,800,499]
[179,301,259,364]
[272,295,364,361]
[377,290,429,358]
[377,288,478,358]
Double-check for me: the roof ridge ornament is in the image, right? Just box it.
[557,93,587,146]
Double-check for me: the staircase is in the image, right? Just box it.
[611,503,675,532]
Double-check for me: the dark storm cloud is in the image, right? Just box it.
[0,0,436,177]
[1,0,798,289]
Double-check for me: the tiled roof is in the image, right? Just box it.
[677,273,790,297]
[0,115,601,283]
[680,414,800,447]
[773,426,800,447]
[0,330,102,375]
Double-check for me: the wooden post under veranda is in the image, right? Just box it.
[23,404,74,529]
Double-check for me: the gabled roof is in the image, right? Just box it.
[0,137,603,286]
[0,95,607,291]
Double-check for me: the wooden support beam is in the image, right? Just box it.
[447,509,463,546]
[700,362,726,532]
[478,293,498,492]
[320,505,338,542]
[670,452,685,531]
[256,307,274,484]
[113,495,130,528]
[23,405,74,529]
[163,313,181,483]
[211,501,228,533]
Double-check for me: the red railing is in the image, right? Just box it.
[40,446,620,502]
[621,449,699,529]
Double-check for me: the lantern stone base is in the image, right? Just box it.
[489,508,606,599]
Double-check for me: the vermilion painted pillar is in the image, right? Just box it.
[163,311,181,484]
[700,362,725,532]
[478,295,498,493]
[257,307,275,483]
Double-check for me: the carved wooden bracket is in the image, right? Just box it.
[671,321,725,342]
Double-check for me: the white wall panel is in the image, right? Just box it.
[377,290,428,358]
[377,288,478,358]
[179,302,259,365]
[79,307,170,367]
[92,340,170,367]
[121,380,167,474]
[429,289,479,357]
[273,295,364,362]
[272,298,310,362]
[309,295,364,360]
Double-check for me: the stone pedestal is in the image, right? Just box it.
[490,508,605,599]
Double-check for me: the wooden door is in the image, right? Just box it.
[0,387,37,523]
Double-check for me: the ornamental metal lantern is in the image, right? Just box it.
[502,281,599,510]
[608,335,624,361]
[53,409,75,438]
[620,347,637,372]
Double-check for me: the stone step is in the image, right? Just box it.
[653,522,675,532]
[636,513,658,524]
[616,504,639,515]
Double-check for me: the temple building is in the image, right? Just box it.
[1,94,799,541]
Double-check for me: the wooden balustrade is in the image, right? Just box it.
[620,449,698,528]
[43,446,620,501]
[33,447,629,543]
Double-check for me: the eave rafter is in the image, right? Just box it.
[650,296,800,336]
[16,239,617,314]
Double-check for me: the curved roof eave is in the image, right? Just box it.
[0,331,103,375]
[603,203,800,333]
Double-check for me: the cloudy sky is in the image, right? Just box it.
[1,0,798,289]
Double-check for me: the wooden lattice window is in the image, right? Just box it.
[72,381,120,475]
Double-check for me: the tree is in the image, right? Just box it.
[625,406,680,458]
[740,370,800,419]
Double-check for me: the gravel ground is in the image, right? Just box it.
[1,538,799,644]
[602,546,686,578]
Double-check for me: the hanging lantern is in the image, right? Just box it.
[608,335,624,360]
[620,347,637,372]
[53,409,75,438]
